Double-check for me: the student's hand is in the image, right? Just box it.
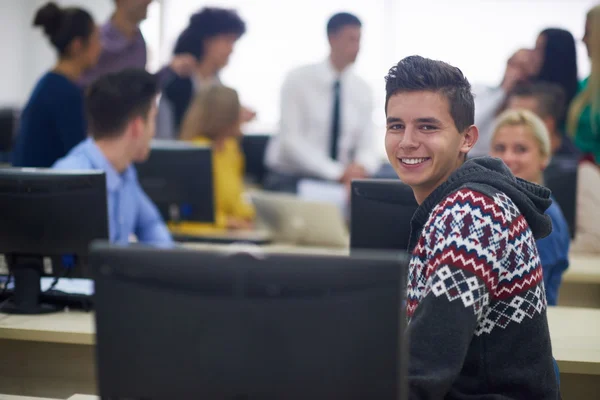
[170,54,197,77]
[339,163,368,185]
[241,106,257,123]
[501,49,533,92]
[226,217,254,230]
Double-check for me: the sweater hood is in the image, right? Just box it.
[412,156,553,244]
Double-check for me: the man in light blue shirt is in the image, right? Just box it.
[53,69,172,246]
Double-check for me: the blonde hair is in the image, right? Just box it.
[493,109,551,159]
[179,85,241,141]
[567,5,600,137]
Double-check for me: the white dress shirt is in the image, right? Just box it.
[471,84,506,158]
[265,58,380,181]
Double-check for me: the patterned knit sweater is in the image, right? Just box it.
[406,158,560,399]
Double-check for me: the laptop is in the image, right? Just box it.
[251,191,349,248]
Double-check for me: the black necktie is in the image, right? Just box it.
[330,80,341,160]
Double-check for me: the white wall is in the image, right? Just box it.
[0,0,30,106]
[1,0,597,116]
[158,0,597,135]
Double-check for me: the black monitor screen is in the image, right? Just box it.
[0,168,108,313]
[350,179,418,254]
[92,243,408,400]
[136,140,214,223]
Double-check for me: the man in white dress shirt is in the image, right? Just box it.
[263,12,380,193]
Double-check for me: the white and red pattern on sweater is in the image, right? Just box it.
[407,188,547,336]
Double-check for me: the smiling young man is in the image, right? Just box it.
[385,56,560,399]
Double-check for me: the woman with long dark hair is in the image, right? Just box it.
[473,28,579,157]
[535,28,579,127]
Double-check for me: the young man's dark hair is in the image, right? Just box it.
[385,55,474,133]
[174,7,246,60]
[86,68,158,138]
[326,12,361,36]
[384,55,559,398]
[509,82,566,126]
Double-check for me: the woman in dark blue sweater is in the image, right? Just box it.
[12,2,101,167]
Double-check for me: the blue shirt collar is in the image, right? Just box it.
[82,138,136,192]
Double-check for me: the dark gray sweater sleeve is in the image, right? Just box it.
[407,271,489,399]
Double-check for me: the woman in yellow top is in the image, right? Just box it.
[179,85,255,230]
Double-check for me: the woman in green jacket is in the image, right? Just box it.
[569,5,600,163]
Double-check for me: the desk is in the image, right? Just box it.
[0,268,598,400]
[547,306,600,399]
[0,312,95,398]
[0,396,96,400]
[182,241,350,256]
[559,254,600,308]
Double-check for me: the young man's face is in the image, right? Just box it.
[117,0,152,24]
[385,91,477,203]
[204,34,239,70]
[329,25,361,65]
[132,101,157,163]
[507,95,559,151]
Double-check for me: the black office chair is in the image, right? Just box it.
[544,156,578,238]
[241,134,270,186]
[0,108,19,152]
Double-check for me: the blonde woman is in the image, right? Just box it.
[568,5,600,164]
[490,109,570,305]
[179,85,255,230]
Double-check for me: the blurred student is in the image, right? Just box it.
[157,7,249,140]
[53,69,172,247]
[178,86,255,231]
[12,2,101,167]
[507,82,579,159]
[80,0,195,88]
[568,5,600,164]
[473,29,578,157]
[490,109,570,305]
[534,29,580,124]
[264,12,380,193]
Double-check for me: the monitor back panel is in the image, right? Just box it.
[92,245,407,400]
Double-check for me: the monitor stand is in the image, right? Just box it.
[3,256,59,314]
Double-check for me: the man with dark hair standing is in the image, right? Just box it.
[157,7,249,139]
[507,82,580,158]
[384,55,559,398]
[264,12,380,193]
[53,69,172,247]
[80,0,195,87]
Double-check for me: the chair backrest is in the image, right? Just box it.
[544,156,578,238]
[242,134,270,186]
[0,108,19,152]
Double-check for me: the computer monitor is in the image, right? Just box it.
[350,179,418,254]
[135,140,214,223]
[0,168,108,314]
[91,243,408,399]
